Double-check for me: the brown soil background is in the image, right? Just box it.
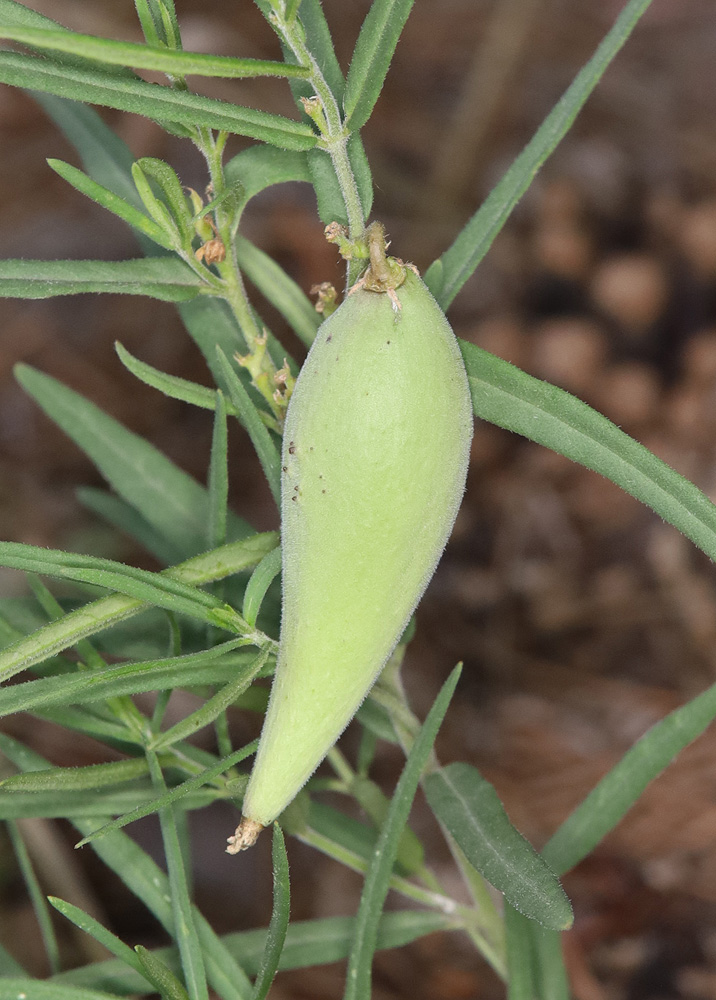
[4,1,716,997]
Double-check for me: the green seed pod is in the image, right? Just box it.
[227,240,473,852]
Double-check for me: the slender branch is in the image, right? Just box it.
[268,9,365,243]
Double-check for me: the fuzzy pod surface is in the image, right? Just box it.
[231,267,473,847]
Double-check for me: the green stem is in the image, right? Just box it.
[326,745,355,786]
[296,826,505,977]
[269,10,365,243]
[197,128,264,350]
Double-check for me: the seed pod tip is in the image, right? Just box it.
[226,817,263,854]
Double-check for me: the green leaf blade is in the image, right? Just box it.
[424,762,572,930]
[426,0,654,308]
[0,24,312,80]
[0,257,203,301]
[460,340,716,567]
[542,678,716,876]
[0,541,247,635]
[250,825,290,1000]
[47,158,174,247]
[0,51,317,149]
[0,758,149,793]
[343,0,415,131]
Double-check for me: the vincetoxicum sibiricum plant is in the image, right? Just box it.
[2,0,716,997]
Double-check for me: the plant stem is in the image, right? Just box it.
[269,9,365,242]
[296,826,505,977]
[197,128,264,350]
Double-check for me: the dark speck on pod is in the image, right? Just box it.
[288,442,296,454]
[326,335,332,343]
[282,466,288,472]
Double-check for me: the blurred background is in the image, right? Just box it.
[4,0,716,997]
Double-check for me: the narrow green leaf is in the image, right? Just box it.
[133,156,193,248]
[224,145,311,204]
[424,763,572,930]
[114,342,231,417]
[0,541,247,635]
[49,896,145,976]
[0,981,122,1000]
[235,235,319,348]
[134,0,162,46]
[0,24,312,80]
[136,945,191,1000]
[156,0,181,52]
[0,642,258,719]
[35,93,143,209]
[343,665,462,1000]
[15,364,251,562]
[0,51,317,149]
[216,349,281,507]
[0,534,278,683]
[47,158,174,247]
[146,749,209,1000]
[150,649,269,750]
[349,133,374,222]
[343,0,415,131]
[0,256,204,301]
[0,758,149,793]
[76,741,257,847]
[7,821,61,974]
[426,0,654,308]
[460,340,716,567]
[504,903,537,1000]
[542,676,716,877]
[284,0,302,23]
[0,785,217,821]
[251,825,290,1000]
[131,165,180,244]
[208,391,229,550]
[242,547,281,628]
[53,911,455,996]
